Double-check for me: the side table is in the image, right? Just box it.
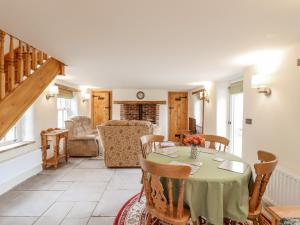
[40,128,69,169]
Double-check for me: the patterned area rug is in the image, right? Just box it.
[114,193,250,225]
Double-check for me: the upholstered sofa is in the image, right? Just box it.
[65,116,99,157]
[97,120,155,167]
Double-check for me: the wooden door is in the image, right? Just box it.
[92,91,111,128]
[168,92,188,141]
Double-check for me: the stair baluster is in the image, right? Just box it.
[24,44,31,77]
[16,40,24,83]
[0,31,5,99]
[37,50,43,65]
[7,36,15,91]
[43,53,48,61]
[31,48,37,70]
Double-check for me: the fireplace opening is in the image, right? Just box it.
[120,104,159,124]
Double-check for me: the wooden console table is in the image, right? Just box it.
[40,128,69,169]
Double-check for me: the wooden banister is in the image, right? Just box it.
[7,36,15,91]
[24,44,31,77]
[0,28,65,139]
[31,48,37,70]
[16,40,24,84]
[0,58,64,139]
[37,50,43,65]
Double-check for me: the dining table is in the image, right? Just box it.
[147,146,253,225]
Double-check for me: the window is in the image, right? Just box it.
[57,98,73,128]
[0,124,20,146]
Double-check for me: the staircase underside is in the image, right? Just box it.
[0,58,63,139]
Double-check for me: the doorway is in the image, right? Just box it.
[168,92,188,141]
[91,90,112,128]
[229,92,244,157]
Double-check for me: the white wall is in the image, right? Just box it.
[0,89,66,194]
[112,89,168,138]
[242,45,300,175]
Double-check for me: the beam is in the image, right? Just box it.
[113,100,167,105]
[55,83,80,92]
[0,58,63,139]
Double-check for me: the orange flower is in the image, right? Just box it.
[183,135,205,146]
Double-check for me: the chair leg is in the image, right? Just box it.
[253,218,259,225]
[138,184,144,202]
[258,215,263,225]
[146,213,152,225]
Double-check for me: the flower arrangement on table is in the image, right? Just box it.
[183,136,205,159]
[183,136,205,147]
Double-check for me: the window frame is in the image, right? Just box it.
[57,97,73,128]
[0,122,22,147]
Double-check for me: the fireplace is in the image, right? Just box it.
[120,104,159,124]
[114,100,167,125]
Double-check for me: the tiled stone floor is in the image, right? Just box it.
[0,158,141,225]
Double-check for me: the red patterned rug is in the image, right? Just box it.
[114,193,252,225]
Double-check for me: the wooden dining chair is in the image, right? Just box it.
[140,134,165,158]
[248,150,278,225]
[199,134,230,151]
[139,135,165,202]
[139,156,191,225]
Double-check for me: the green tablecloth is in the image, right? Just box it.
[147,147,252,225]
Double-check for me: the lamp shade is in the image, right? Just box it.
[251,74,271,88]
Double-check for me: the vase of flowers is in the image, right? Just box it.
[183,136,205,159]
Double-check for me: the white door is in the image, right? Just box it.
[229,93,243,157]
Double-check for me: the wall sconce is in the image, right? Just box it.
[82,93,90,103]
[199,88,210,103]
[251,74,272,96]
[46,85,59,100]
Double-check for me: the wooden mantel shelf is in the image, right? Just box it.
[113,100,167,105]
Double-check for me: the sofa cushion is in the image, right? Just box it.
[128,120,152,127]
[101,120,129,126]
[70,134,97,141]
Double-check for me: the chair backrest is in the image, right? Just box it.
[139,157,191,220]
[65,116,92,137]
[249,150,278,213]
[199,134,229,151]
[140,135,164,158]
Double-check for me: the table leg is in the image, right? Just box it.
[41,136,47,169]
[64,135,69,163]
[53,136,59,169]
[272,217,279,225]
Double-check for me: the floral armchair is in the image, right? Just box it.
[65,116,99,157]
[97,120,155,167]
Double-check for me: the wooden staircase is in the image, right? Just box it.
[0,29,65,139]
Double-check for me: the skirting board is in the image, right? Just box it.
[0,164,42,195]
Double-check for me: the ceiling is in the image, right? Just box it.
[0,0,300,89]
